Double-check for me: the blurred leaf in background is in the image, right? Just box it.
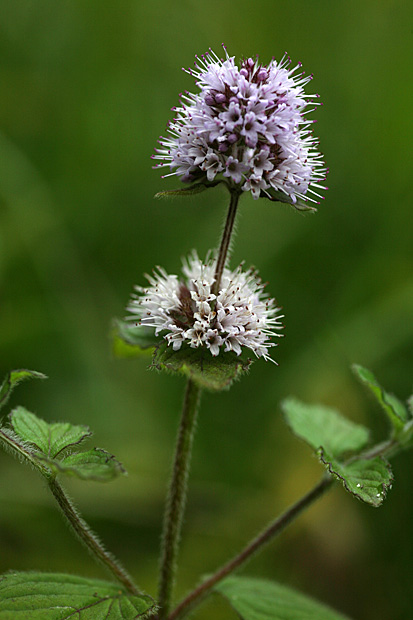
[0,1,412,618]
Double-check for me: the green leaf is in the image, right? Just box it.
[152,341,251,391]
[155,183,208,198]
[38,448,126,482]
[282,398,370,458]
[112,319,159,359]
[408,394,413,417]
[261,188,318,213]
[353,364,408,431]
[0,370,47,413]
[154,180,222,199]
[10,407,91,458]
[215,575,350,620]
[0,572,157,619]
[6,408,125,482]
[318,448,393,507]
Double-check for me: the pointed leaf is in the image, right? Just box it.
[154,179,222,199]
[0,370,46,413]
[261,188,317,213]
[155,183,208,198]
[38,448,126,482]
[397,419,413,450]
[0,572,157,619]
[353,364,408,431]
[318,448,393,507]
[153,341,251,391]
[282,398,370,458]
[112,319,159,359]
[10,407,91,458]
[215,575,350,620]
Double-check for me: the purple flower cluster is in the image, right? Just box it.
[153,47,327,205]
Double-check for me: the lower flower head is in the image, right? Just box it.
[127,252,283,362]
[153,46,327,207]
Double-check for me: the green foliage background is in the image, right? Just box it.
[0,1,412,618]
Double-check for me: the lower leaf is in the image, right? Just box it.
[215,575,351,620]
[0,572,157,619]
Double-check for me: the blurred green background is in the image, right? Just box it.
[0,1,412,618]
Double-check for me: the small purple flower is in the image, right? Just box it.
[153,46,327,206]
[223,155,248,184]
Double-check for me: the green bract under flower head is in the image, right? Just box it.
[127,252,283,363]
[153,46,327,206]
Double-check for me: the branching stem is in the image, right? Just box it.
[168,434,400,619]
[168,474,333,620]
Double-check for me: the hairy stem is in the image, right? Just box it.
[168,474,333,620]
[48,477,139,595]
[212,190,241,295]
[157,379,202,619]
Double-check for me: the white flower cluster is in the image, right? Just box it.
[153,47,327,205]
[127,253,283,362]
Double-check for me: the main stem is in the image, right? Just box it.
[48,477,139,594]
[212,189,241,296]
[168,474,333,620]
[157,379,202,619]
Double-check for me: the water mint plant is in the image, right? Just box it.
[0,47,411,620]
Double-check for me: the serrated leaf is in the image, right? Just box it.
[0,370,46,413]
[152,341,251,391]
[0,572,157,619]
[112,319,159,359]
[318,448,393,507]
[10,407,91,459]
[39,448,126,482]
[215,576,350,620]
[282,398,370,458]
[353,364,408,431]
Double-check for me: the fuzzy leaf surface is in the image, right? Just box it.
[38,448,126,482]
[215,575,350,620]
[0,370,46,413]
[353,364,408,431]
[318,448,393,507]
[10,407,91,458]
[112,319,159,358]
[0,572,157,619]
[282,398,370,458]
[153,342,251,391]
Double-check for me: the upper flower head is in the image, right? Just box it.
[127,252,283,363]
[153,46,327,207]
